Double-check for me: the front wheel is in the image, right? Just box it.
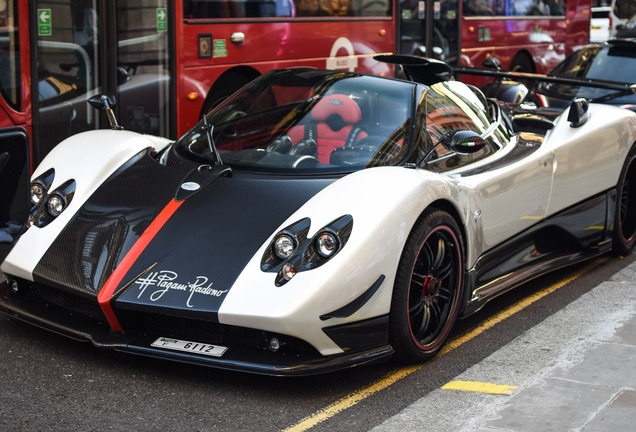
[390,209,464,363]
[613,145,636,254]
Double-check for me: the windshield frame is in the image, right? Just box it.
[172,69,419,175]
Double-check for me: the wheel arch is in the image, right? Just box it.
[388,199,467,362]
[509,50,536,73]
[200,66,261,117]
[427,199,466,239]
[422,198,471,315]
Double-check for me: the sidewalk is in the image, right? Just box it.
[371,261,636,432]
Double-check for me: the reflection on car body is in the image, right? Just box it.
[1,59,636,376]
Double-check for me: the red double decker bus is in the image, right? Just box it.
[0,0,394,235]
[398,0,591,73]
[0,0,592,240]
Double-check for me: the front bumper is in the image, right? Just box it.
[0,278,393,376]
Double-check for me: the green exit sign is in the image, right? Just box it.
[157,8,167,32]
[38,9,52,36]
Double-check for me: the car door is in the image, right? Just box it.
[424,81,554,254]
[459,135,555,252]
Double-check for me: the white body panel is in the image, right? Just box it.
[220,104,636,356]
[219,167,464,355]
[1,130,172,280]
[3,99,636,359]
[453,104,636,265]
[545,106,636,215]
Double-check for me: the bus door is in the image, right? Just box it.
[398,0,460,66]
[0,0,30,234]
[32,0,174,165]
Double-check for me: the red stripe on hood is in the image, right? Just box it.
[97,198,183,332]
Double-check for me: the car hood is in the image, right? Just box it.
[27,152,334,322]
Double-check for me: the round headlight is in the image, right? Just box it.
[47,195,66,217]
[30,183,45,205]
[274,234,295,259]
[316,232,338,257]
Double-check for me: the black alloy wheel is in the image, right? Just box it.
[390,209,463,362]
[614,144,636,254]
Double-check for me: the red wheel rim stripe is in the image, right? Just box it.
[408,225,462,350]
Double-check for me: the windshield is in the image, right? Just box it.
[544,44,636,106]
[173,69,415,173]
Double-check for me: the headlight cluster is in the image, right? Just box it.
[261,215,353,286]
[27,169,76,228]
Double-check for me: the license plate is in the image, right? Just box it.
[151,337,228,357]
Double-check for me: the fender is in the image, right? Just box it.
[1,130,172,281]
[220,166,466,355]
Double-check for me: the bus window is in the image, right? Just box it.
[34,0,100,162]
[614,0,636,19]
[463,0,566,17]
[184,0,294,18]
[116,0,172,138]
[183,0,391,18]
[0,0,20,112]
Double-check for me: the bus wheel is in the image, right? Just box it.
[200,71,259,117]
[510,53,535,73]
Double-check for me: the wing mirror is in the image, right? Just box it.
[88,94,123,130]
[482,57,502,70]
[446,130,488,154]
[567,98,589,128]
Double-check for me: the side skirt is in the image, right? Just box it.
[462,190,616,316]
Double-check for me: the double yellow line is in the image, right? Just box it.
[283,257,608,432]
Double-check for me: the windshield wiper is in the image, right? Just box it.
[202,114,223,166]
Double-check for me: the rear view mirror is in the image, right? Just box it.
[446,130,488,154]
[567,98,589,128]
[88,94,123,130]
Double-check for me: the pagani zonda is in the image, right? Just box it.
[1,59,636,376]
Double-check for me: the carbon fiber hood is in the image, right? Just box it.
[32,152,334,322]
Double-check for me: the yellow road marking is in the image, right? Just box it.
[442,380,518,394]
[283,257,608,432]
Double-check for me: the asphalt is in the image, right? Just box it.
[371,260,636,432]
[1,247,635,431]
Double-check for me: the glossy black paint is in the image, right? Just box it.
[320,275,385,320]
[463,191,613,316]
[0,277,394,376]
[31,149,335,326]
[322,315,390,353]
[113,173,334,320]
[0,129,30,228]
[33,151,180,297]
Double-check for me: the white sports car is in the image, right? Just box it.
[1,57,636,375]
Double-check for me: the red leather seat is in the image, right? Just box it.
[289,94,366,163]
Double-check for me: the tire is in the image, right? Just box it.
[613,145,636,255]
[509,53,535,73]
[390,209,464,363]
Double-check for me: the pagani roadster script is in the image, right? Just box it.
[133,270,228,307]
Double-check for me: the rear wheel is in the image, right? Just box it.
[613,145,636,254]
[390,209,464,362]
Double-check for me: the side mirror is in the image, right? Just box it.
[482,57,502,70]
[116,67,130,85]
[88,94,123,130]
[446,130,488,154]
[567,98,589,128]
